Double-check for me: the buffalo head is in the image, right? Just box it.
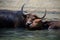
[25,9,47,30]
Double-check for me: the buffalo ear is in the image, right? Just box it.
[23,15,27,18]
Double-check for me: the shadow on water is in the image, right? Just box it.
[0,28,60,40]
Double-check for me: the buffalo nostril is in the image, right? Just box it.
[26,22,32,26]
[26,21,32,25]
[26,23,31,25]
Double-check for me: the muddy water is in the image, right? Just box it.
[0,28,60,40]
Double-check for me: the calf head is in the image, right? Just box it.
[28,19,44,30]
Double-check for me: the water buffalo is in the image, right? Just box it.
[0,4,26,28]
[25,9,47,30]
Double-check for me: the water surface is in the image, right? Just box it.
[0,28,60,40]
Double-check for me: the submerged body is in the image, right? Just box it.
[0,4,25,28]
[48,21,60,29]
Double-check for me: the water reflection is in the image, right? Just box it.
[0,28,60,40]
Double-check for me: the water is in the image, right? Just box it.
[0,28,60,40]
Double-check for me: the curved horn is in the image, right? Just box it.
[21,4,25,14]
[41,9,46,19]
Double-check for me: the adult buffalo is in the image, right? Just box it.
[0,4,26,28]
